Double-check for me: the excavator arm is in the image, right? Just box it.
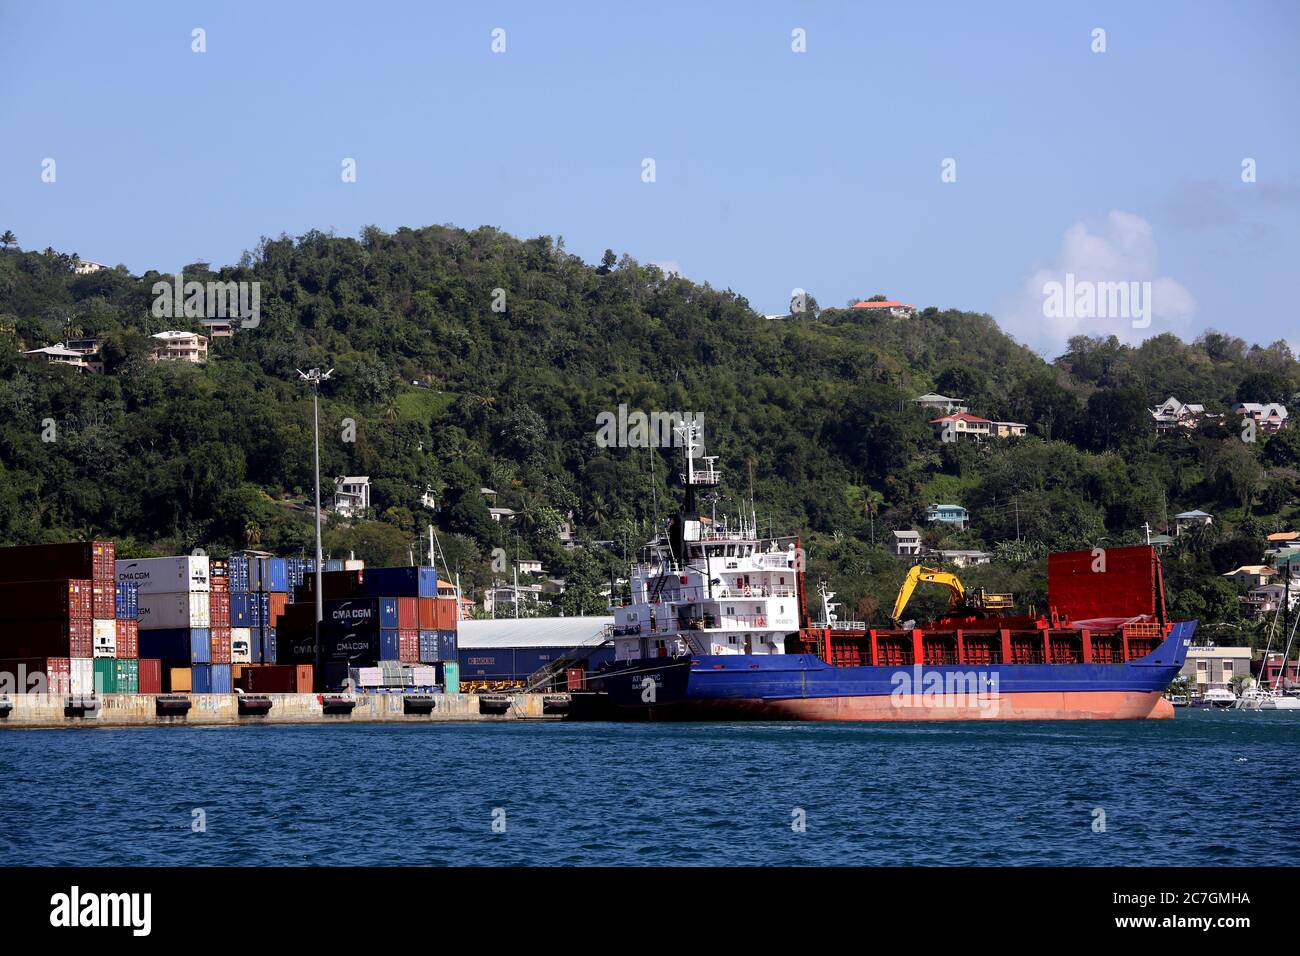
[890,566,967,627]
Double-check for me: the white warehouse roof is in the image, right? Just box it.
[458,616,612,649]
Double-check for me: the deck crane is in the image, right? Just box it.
[889,565,1015,628]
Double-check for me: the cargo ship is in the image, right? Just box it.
[594,424,1195,720]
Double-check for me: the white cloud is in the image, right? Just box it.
[1002,211,1196,356]
[651,260,683,277]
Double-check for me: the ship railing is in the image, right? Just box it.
[699,613,777,630]
[714,586,796,599]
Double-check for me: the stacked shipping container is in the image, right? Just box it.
[118,554,225,693]
[274,565,459,691]
[0,541,146,695]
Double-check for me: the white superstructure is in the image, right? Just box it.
[610,423,803,662]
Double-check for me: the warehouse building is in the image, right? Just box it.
[458,616,613,689]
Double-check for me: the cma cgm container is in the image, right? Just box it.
[137,591,210,629]
[116,555,209,594]
[360,566,438,599]
[0,540,114,583]
[114,581,140,620]
[0,579,94,620]
[138,627,211,664]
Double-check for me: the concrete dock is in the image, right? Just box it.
[0,691,562,728]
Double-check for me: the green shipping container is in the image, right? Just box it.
[442,661,459,693]
[115,659,138,694]
[93,657,116,694]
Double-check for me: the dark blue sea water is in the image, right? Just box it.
[2,710,1296,866]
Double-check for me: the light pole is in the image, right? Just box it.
[297,367,333,688]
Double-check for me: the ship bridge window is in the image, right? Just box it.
[726,545,736,556]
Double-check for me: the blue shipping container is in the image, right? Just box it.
[138,627,211,664]
[419,630,439,663]
[191,664,212,694]
[209,663,232,693]
[230,592,251,627]
[379,597,399,629]
[261,558,288,593]
[324,559,344,572]
[437,629,457,661]
[228,556,250,592]
[380,628,401,661]
[360,566,437,599]
[114,581,139,620]
[263,628,276,664]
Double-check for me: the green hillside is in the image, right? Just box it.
[1,225,1297,633]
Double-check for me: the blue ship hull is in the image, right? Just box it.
[594,621,1196,721]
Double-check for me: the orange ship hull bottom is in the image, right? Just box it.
[681,691,1175,721]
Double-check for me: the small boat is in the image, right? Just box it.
[1166,694,1190,707]
[1199,687,1237,708]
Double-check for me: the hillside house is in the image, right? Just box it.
[1222,565,1274,588]
[73,259,110,275]
[933,549,992,569]
[1174,510,1213,535]
[1149,396,1208,432]
[852,299,915,318]
[333,476,371,515]
[929,412,992,441]
[23,341,102,373]
[913,393,968,415]
[925,504,969,531]
[149,330,208,363]
[891,529,922,557]
[1233,402,1289,433]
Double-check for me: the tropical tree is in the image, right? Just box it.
[0,231,16,250]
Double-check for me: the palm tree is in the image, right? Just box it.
[245,522,263,547]
[0,230,16,250]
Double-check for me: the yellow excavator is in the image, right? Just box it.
[889,566,1015,628]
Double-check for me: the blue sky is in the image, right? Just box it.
[2,1,1297,356]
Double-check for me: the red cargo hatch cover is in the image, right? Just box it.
[1048,545,1159,621]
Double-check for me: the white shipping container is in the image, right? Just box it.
[137,591,210,630]
[116,556,210,594]
[69,658,94,697]
[343,560,365,571]
[412,665,437,687]
[231,627,252,664]
[92,619,117,658]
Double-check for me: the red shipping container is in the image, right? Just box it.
[0,656,71,694]
[0,541,112,585]
[399,628,419,663]
[114,619,139,659]
[0,579,94,620]
[1,619,93,658]
[268,592,288,628]
[92,540,115,584]
[242,663,312,693]
[397,597,418,630]
[91,583,114,619]
[138,658,162,694]
[418,598,436,630]
[566,667,585,691]
[208,590,231,628]
[210,626,232,664]
[434,597,457,631]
